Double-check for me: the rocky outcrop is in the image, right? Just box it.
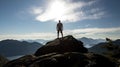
[3,35,117,67]
[0,55,8,67]
[4,52,116,67]
[35,35,88,56]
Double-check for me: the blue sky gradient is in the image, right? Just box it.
[0,0,120,40]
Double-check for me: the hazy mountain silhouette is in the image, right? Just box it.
[3,35,116,67]
[23,39,49,44]
[0,39,43,57]
[78,37,105,48]
[88,39,120,55]
[23,37,105,48]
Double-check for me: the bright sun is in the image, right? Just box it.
[48,0,68,21]
[36,0,70,22]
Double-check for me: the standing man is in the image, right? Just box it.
[56,20,63,38]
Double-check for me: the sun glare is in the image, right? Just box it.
[48,0,67,21]
[36,0,72,22]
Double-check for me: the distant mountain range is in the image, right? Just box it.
[0,39,43,57]
[88,39,120,55]
[22,39,49,45]
[0,37,107,58]
[23,37,105,48]
[78,37,105,48]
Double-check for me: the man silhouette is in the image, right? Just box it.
[56,20,63,38]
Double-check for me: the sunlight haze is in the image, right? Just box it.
[0,0,120,40]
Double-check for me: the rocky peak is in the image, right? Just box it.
[35,35,88,56]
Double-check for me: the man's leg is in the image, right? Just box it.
[57,30,59,38]
[60,30,63,38]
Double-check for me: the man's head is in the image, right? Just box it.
[59,20,61,23]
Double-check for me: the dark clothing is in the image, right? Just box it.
[57,22,63,31]
[56,22,63,38]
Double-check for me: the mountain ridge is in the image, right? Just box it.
[88,39,120,55]
[78,37,105,48]
[19,37,105,48]
[0,39,43,57]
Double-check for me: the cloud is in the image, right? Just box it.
[0,33,56,40]
[64,27,120,39]
[65,27,120,35]
[85,24,91,27]
[0,27,120,40]
[30,7,43,15]
[30,0,105,22]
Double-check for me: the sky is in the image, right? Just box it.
[0,0,120,40]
